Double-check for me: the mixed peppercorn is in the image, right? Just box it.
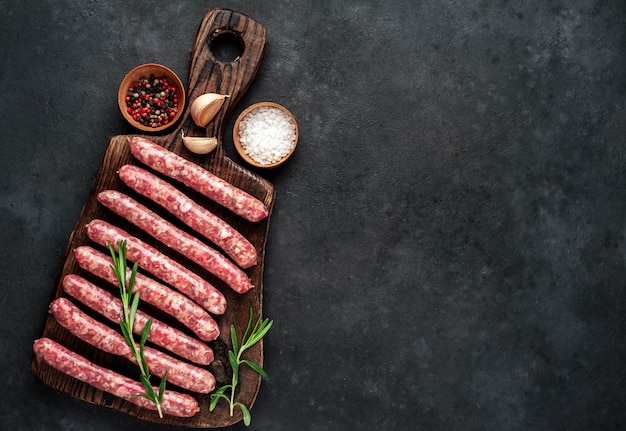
[125,76,179,128]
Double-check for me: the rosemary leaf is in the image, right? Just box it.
[119,323,134,349]
[240,359,267,377]
[140,374,157,401]
[236,402,251,426]
[230,324,239,354]
[241,309,254,345]
[158,371,168,404]
[129,291,140,328]
[244,320,273,349]
[140,319,152,346]
[229,350,239,387]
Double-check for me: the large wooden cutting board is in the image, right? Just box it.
[30,8,274,428]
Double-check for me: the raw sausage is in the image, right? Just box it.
[62,274,213,365]
[86,219,226,314]
[73,245,220,341]
[118,164,257,268]
[96,190,253,293]
[74,246,220,341]
[49,298,215,393]
[97,190,253,293]
[33,337,200,417]
[128,136,269,222]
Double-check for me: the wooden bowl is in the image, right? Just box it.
[117,63,186,133]
[233,102,299,168]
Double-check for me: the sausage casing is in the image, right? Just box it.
[62,274,213,365]
[33,337,200,417]
[74,246,220,341]
[118,164,257,268]
[86,219,226,314]
[50,297,215,393]
[128,136,269,222]
[97,190,253,293]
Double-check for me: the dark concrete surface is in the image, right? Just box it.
[1,1,625,430]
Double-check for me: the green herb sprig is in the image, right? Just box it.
[108,240,167,418]
[210,308,273,426]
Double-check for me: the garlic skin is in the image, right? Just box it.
[190,93,229,127]
[181,131,218,155]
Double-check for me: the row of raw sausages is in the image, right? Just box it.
[34,137,269,417]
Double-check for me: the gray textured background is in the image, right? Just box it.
[1,1,625,430]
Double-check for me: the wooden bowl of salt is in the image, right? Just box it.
[233,102,298,168]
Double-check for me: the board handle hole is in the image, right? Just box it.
[210,31,244,62]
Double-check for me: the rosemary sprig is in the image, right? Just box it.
[108,240,167,418]
[210,308,273,426]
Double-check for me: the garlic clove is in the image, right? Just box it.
[181,131,218,154]
[190,93,229,127]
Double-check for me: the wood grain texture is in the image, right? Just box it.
[30,8,273,428]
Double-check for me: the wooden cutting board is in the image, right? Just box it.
[30,8,274,428]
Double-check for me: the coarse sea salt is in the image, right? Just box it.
[238,106,297,166]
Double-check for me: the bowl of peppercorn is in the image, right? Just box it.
[117,63,186,133]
